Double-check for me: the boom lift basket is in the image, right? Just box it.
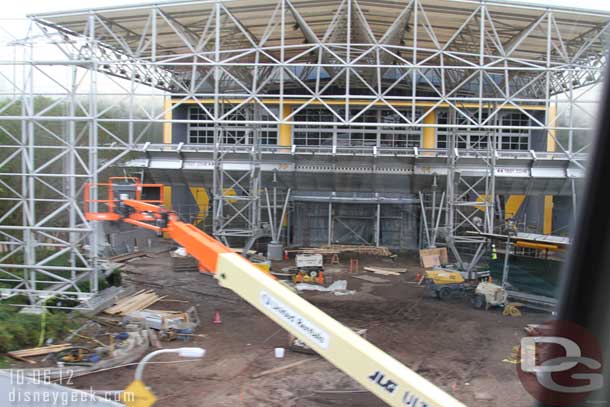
[84,177,164,221]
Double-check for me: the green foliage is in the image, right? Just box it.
[0,356,11,368]
[0,305,78,354]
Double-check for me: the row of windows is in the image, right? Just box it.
[188,106,278,144]
[186,106,534,150]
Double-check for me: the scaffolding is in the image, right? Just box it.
[0,0,608,308]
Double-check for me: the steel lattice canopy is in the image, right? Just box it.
[31,0,610,63]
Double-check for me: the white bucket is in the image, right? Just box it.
[274,347,285,358]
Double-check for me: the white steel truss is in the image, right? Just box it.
[0,0,608,307]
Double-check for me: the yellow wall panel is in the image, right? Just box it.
[279,104,292,146]
[505,195,525,219]
[422,109,436,149]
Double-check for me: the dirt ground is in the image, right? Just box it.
[71,251,546,407]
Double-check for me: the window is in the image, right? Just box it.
[337,108,378,146]
[188,106,214,144]
[437,110,530,151]
[380,109,421,148]
[293,107,334,146]
[499,112,530,150]
[293,106,423,148]
[187,105,278,145]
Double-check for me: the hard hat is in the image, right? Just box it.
[491,244,496,248]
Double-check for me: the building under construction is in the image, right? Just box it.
[0,0,608,308]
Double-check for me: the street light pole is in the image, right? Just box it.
[135,347,206,382]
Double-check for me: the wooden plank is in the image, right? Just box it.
[363,266,406,274]
[104,290,162,316]
[8,343,73,358]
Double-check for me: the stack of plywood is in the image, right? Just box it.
[419,248,449,268]
[104,290,163,316]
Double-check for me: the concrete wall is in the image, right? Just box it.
[290,201,418,250]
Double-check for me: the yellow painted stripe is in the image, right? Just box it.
[543,195,553,235]
[543,104,556,235]
[169,98,547,111]
[162,186,172,208]
[547,104,557,153]
[189,187,209,226]
[162,186,172,238]
[163,97,173,144]
[505,195,525,219]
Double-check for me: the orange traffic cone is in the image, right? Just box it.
[283,250,289,261]
[415,272,421,281]
[213,310,222,324]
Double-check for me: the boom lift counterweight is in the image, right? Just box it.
[85,178,466,407]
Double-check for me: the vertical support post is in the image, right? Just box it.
[501,236,511,288]
[88,13,99,293]
[327,200,333,245]
[544,105,556,235]
[67,64,77,281]
[571,179,577,219]
[419,192,431,248]
[375,202,381,247]
[22,24,35,301]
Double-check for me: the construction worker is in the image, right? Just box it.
[491,244,498,261]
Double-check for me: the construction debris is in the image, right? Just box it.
[296,280,354,295]
[104,290,164,316]
[503,303,523,317]
[363,266,406,276]
[7,344,74,363]
[419,248,449,268]
[123,306,199,332]
[288,245,392,257]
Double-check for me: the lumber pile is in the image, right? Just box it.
[104,290,163,316]
[363,266,406,276]
[288,245,392,257]
[7,344,73,363]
